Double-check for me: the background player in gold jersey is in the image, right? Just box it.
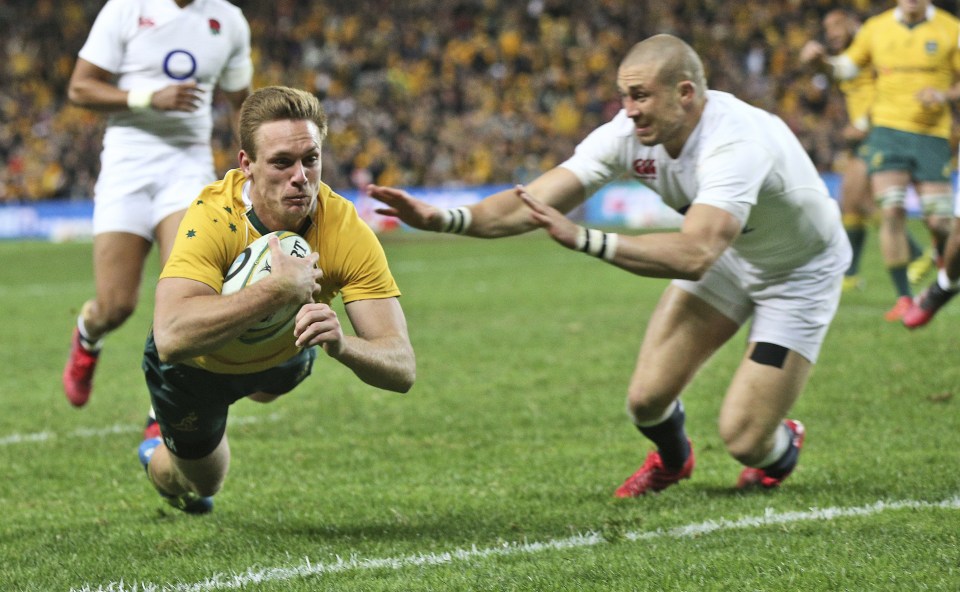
[137,86,416,513]
[801,7,929,295]
[810,0,960,321]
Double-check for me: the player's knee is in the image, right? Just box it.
[625,387,673,424]
[177,461,227,498]
[97,298,138,329]
[718,415,769,465]
[875,186,906,210]
[924,213,952,238]
[720,428,767,466]
[192,478,224,499]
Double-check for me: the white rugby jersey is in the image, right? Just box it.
[79,0,252,147]
[561,90,845,272]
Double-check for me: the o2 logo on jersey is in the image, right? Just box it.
[164,50,198,80]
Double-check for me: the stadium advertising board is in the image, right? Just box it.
[1,173,922,241]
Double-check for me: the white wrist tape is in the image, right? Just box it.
[827,55,859,81]
[575,227,618,261]
[440,207,472,234]
[126,88,154,111]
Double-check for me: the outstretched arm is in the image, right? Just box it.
[366,166,587,238]
[520,188,741,280]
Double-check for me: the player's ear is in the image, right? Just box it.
[677,80,697,104]
[238,150,253,176]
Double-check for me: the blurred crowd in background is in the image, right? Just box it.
[2,0,958,202]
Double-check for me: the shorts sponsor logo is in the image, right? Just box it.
[171,411,200,432]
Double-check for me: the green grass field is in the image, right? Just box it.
[1,225,958,591]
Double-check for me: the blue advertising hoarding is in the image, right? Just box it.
[1,172,931,241]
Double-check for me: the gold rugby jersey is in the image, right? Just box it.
[843,6,960,139]
[161,169,400,374]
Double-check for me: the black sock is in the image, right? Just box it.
[846,227,865,275]
[636,401,690,470]
[889,265,911,298]
[906,231,923,260]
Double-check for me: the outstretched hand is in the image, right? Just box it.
[515,185,580,250]
[366,184,442,231]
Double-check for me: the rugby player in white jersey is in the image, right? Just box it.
[64,0,253,409]
[367,34,851,496]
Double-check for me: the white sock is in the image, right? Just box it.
[756,423,791,468]
[77,317,104,351]
[937,268,960,291]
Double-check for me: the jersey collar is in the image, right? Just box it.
[894,4,934,25]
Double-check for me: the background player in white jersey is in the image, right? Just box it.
[368,34,851,496]
[63,0,253,408]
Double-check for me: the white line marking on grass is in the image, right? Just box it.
[0,413,282,447]
[71,495,960,592]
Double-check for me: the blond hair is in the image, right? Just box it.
[239,86,329,161]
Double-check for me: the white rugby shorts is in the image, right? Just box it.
[672,232,851,364]
[92,142,216,239]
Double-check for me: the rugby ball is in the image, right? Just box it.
[222,231,312,343]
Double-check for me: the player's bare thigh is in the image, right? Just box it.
[840,156,872,217]
[154,209,188,266]
[627,285,739,422]
[871,169,910,200]
[90,231,153,329]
